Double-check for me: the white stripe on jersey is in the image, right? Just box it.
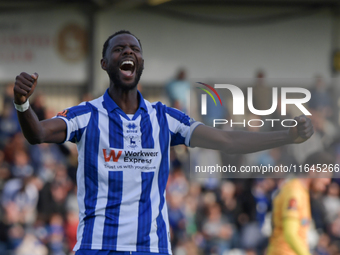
[146,101,161,253]
[91,96,109,249]
[57,112,91,142]
[115,115,142,249]
[74,123,89,251]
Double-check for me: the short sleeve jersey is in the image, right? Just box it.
[267,179,311,255]
[55,90,201,254]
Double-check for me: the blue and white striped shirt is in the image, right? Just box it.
[56,89,201,254]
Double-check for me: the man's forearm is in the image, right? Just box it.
[16,106,45,144]
[190,116,313,152]
[14,72,67,144]
[221,130,291,154]
[191,125,291,154]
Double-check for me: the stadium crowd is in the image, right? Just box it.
[0,72,340,255]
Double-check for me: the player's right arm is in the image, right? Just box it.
[14,72,67,144]
[190,115,313,154]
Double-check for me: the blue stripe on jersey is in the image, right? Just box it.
[64,104,91,121]
[108,111,124,149]
[70,127,86,143]
[169,131,185,146]
[140,111,154,149]
[102,101,124,149]
[102,171,123,249]
[153,103,169,253]
[165,107,190,126]
[137,172,155,251]
[80,106,100,249]
[76,249,169,255]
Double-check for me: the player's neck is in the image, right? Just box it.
[108,86,139,114]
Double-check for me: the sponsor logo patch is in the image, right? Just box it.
[287,198,297,210]
[57,109,69,117]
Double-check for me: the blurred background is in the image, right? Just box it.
[1,0,340,254]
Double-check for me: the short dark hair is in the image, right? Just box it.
[102,30,142,58]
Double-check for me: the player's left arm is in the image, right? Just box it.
[190,115,313,154]
[282,190,311,255]
[283,218,311,255]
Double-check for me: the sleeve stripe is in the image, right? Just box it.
[165,107,190,126]
[64,105,91,121]
[74,112,92,129]
[165,113,180,134]
[166,113,203,147]
[56,112,91,143]
[186,121,203,147]
[53,116,72,143]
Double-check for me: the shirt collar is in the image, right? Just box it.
[103,89,147,113]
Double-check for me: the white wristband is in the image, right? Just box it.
[14,99,30,112]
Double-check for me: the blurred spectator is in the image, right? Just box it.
[29,143,65,180]
[30,92,46,121]
[166,68,190,113]
[11,149,34,178]
[0,102,21,148]
[183,194,199,237]
[290,110,330,164]
[80,92,93,103]
[33,215,49,249]
[308,75,333,118]
[3,133,27,164]
[168,192,186,247]
[311,109,338,148]
[173,239,199,255]
[37,163,73,222]
[202,203,234,255]
[252,179,274,228]
[48,213,66,255]
[323,182,340,225]
[218,181,242,225]
[1,174,39,225]
[329,215,340,242]
[167,164,189,195]
[251,70,273,113]
[314,233,331,255]
[15,233,48,255]
[311,190,328,232]
[3,83,15,108]
[64,209,78,252]
[0,150,11,193]
[196,191,217,233]
[1,83,20,145]
[237,179,275,252]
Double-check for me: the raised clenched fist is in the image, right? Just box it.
[288,115,314,144]
[14,72,38,105]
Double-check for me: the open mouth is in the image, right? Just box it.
[120,60,135,77]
